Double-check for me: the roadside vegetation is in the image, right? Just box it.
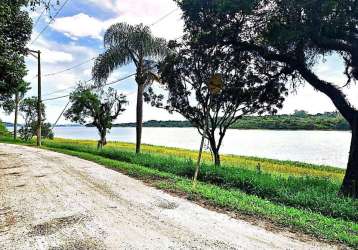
[1,133,357,246]
[39,139,358,222]
[0,135,356,247]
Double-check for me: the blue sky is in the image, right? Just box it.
[3,0,357,124]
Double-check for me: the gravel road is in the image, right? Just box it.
[0,143,337,249]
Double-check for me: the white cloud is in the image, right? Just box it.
[50,0,183,41]
[86,0,115,10]
[50,13,105,40]
[40,48,74,64]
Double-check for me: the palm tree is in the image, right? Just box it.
[92,23,167,154]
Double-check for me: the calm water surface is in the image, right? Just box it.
[53,127,350,169]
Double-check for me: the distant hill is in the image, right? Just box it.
[3,111,348,131]
[115,120,192,128]
[1,122,81,128]
[114,111,350,131]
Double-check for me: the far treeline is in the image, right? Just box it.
[114,111,350,131]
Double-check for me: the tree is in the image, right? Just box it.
[1,80,31,140]
[0,0,59,98]
[176,0,358,197]
[92,23,167,154]
[64,84,128,149]
[146,39,286,166]
[19,96,53,141]
[0,1,32,97]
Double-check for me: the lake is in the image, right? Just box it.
[52,127,350,169]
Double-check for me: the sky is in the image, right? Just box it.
[3,0,358,124]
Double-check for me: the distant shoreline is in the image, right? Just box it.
[111,112,350,131]
[3,111,351,131]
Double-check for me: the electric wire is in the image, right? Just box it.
[30,0,70,45]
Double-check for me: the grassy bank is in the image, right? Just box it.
[41,139,357,222]
[0,136,357,247]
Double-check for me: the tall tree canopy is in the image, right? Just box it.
[64,84,128,149]
[176,0,358,197]
[147,38,286,165]
[0,0,32,97]
[92,22,167,154]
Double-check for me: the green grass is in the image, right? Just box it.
[1,136,357,247]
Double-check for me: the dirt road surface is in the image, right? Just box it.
[0,144,338,249]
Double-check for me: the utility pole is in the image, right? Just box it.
[13,91,19,140]
[29,49,42,146]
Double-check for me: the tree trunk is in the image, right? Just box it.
[340,114,358,198]
[209,137,221,166]
[97,129,107,150]
[13,92,19,140]
[136,84,144,154]
[213,149,221,166]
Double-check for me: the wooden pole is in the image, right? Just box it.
[193,97,211,188]
[193,135,205,187]
[37,50,42,147]
[13,91,19,140]
[28,49,42,146]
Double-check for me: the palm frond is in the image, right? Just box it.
[142,37,168,59]
[93,22,168,86]
[104,23,133,49]
[92,46,132,84]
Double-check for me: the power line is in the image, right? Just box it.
[43,94,70,102]
[43,78,92,97]
[149,8,179,27]
[33,7,47,28]
[51,100,70,129]
[102,73,137,88]
[42,73,136,102]
[43,57,95,77]
[30,0,70,45]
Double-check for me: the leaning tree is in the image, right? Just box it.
[64,84,127,149]
[177,0,358,197]
[92,23,167,154]
[146,39,286,166]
